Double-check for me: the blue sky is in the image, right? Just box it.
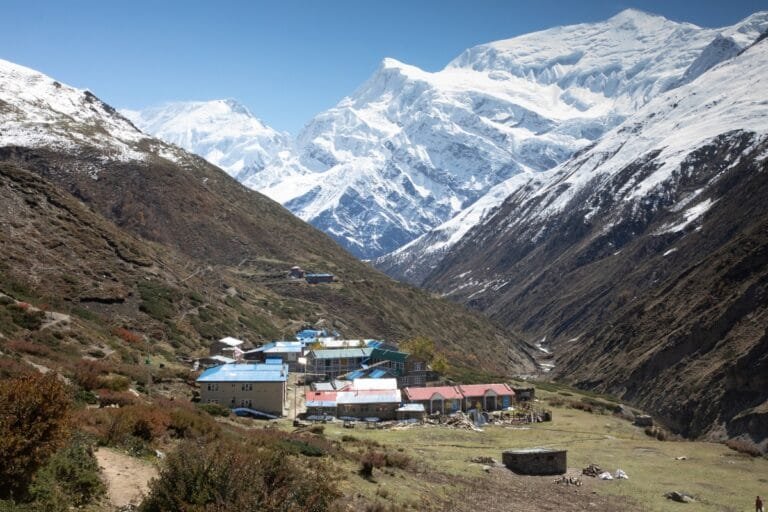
[1,0,764,133]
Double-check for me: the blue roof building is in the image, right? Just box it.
[197,363,288,416]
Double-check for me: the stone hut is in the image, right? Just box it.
[502,448,566,475]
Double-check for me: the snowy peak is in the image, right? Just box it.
[121,100,292,179]
[0,58,154,163]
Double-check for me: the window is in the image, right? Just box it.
[413,362,423,371]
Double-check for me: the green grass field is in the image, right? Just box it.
[299,386,768,511]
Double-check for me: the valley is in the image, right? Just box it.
[0,4,767,511]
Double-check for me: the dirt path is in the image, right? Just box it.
[96,448,158,509]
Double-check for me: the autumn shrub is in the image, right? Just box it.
[383,451,412,469]
[72,360,110,391]
[0,357,32,378]
[359,450,386,479]
[3,339,52,357]
[97,374,131,392]
[97,389,137,408]
[140,438,340,512]
[113,326,143,344]
[724,438,762,457]
[0,373,72,499]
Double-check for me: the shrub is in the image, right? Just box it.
[360,451,386,479]
[140,438,340,511]
[72,360,110,391]
[309,424,325,435]
[0,373,72,499]
[113,327,143,344]
[28,435,105,509]
[198,402,231,417]
[168,406,219,439]
[3,339,51,357]
[384,451,411,469]
[280,439,326,457]
[724,438,762,457]
[7,304,45,330]
[98,374,131,392]
[341,435,359,443]
[97,390,137,408]
[138,281,178,321]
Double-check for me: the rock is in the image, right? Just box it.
[482,465,491,473]
[665,491,695,503]
[582,463,602,477]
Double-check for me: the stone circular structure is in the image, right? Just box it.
[502,448,567,475]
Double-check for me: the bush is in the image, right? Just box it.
[168,406,219,439]
[360,451,386,479]
[725,438,762,457]
[113,327,143,344]
[309,424,325,435]
[140,438,340,511]
[341,435,359,443]
[384,451,411,469]
[72,360,110,391]
[7,304,45,330]
[137,281,178,321]
[0,373,72,499]
[198,402,231,417]
[28,435,105,509]
[280,439,326,457]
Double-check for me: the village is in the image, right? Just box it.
[195,329,543,428]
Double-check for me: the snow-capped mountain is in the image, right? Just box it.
[121,100,294,180]
[376,10,768,279]
[0,58,176,167]
[423,32,768,446]
[257,9,714,258]
[123,10,767,261]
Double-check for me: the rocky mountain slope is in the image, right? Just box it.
[127,10,767,261]
[423,36,768,448]
[0,58,535,377]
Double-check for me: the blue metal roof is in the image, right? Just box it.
[297,329,325,339]
[197,363,288,383]
[306,400,336,408]
[265,358,283,365]
[369,369,388,378]
[345,370,365,380]
[310,348,373,360]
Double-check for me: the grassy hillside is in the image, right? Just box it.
[0,159,534,387]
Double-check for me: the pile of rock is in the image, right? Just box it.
[582,463,602,477]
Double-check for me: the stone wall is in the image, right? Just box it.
[502,448,566,475]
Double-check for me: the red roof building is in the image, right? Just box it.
[459,383,515,411]
[403,385,463,414]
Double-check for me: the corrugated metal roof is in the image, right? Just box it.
[309,348,373,360]
[265,358,283,365]
[336,389,401,405]
[370,348,408,363]
[306,400,336,408]
[218,337,245,347]
[197,363,288,383]
[369,369,388,378]
[459,383,514,397]
[397,403,426,412]
[403,386,463,401]
[351,378,397,391]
